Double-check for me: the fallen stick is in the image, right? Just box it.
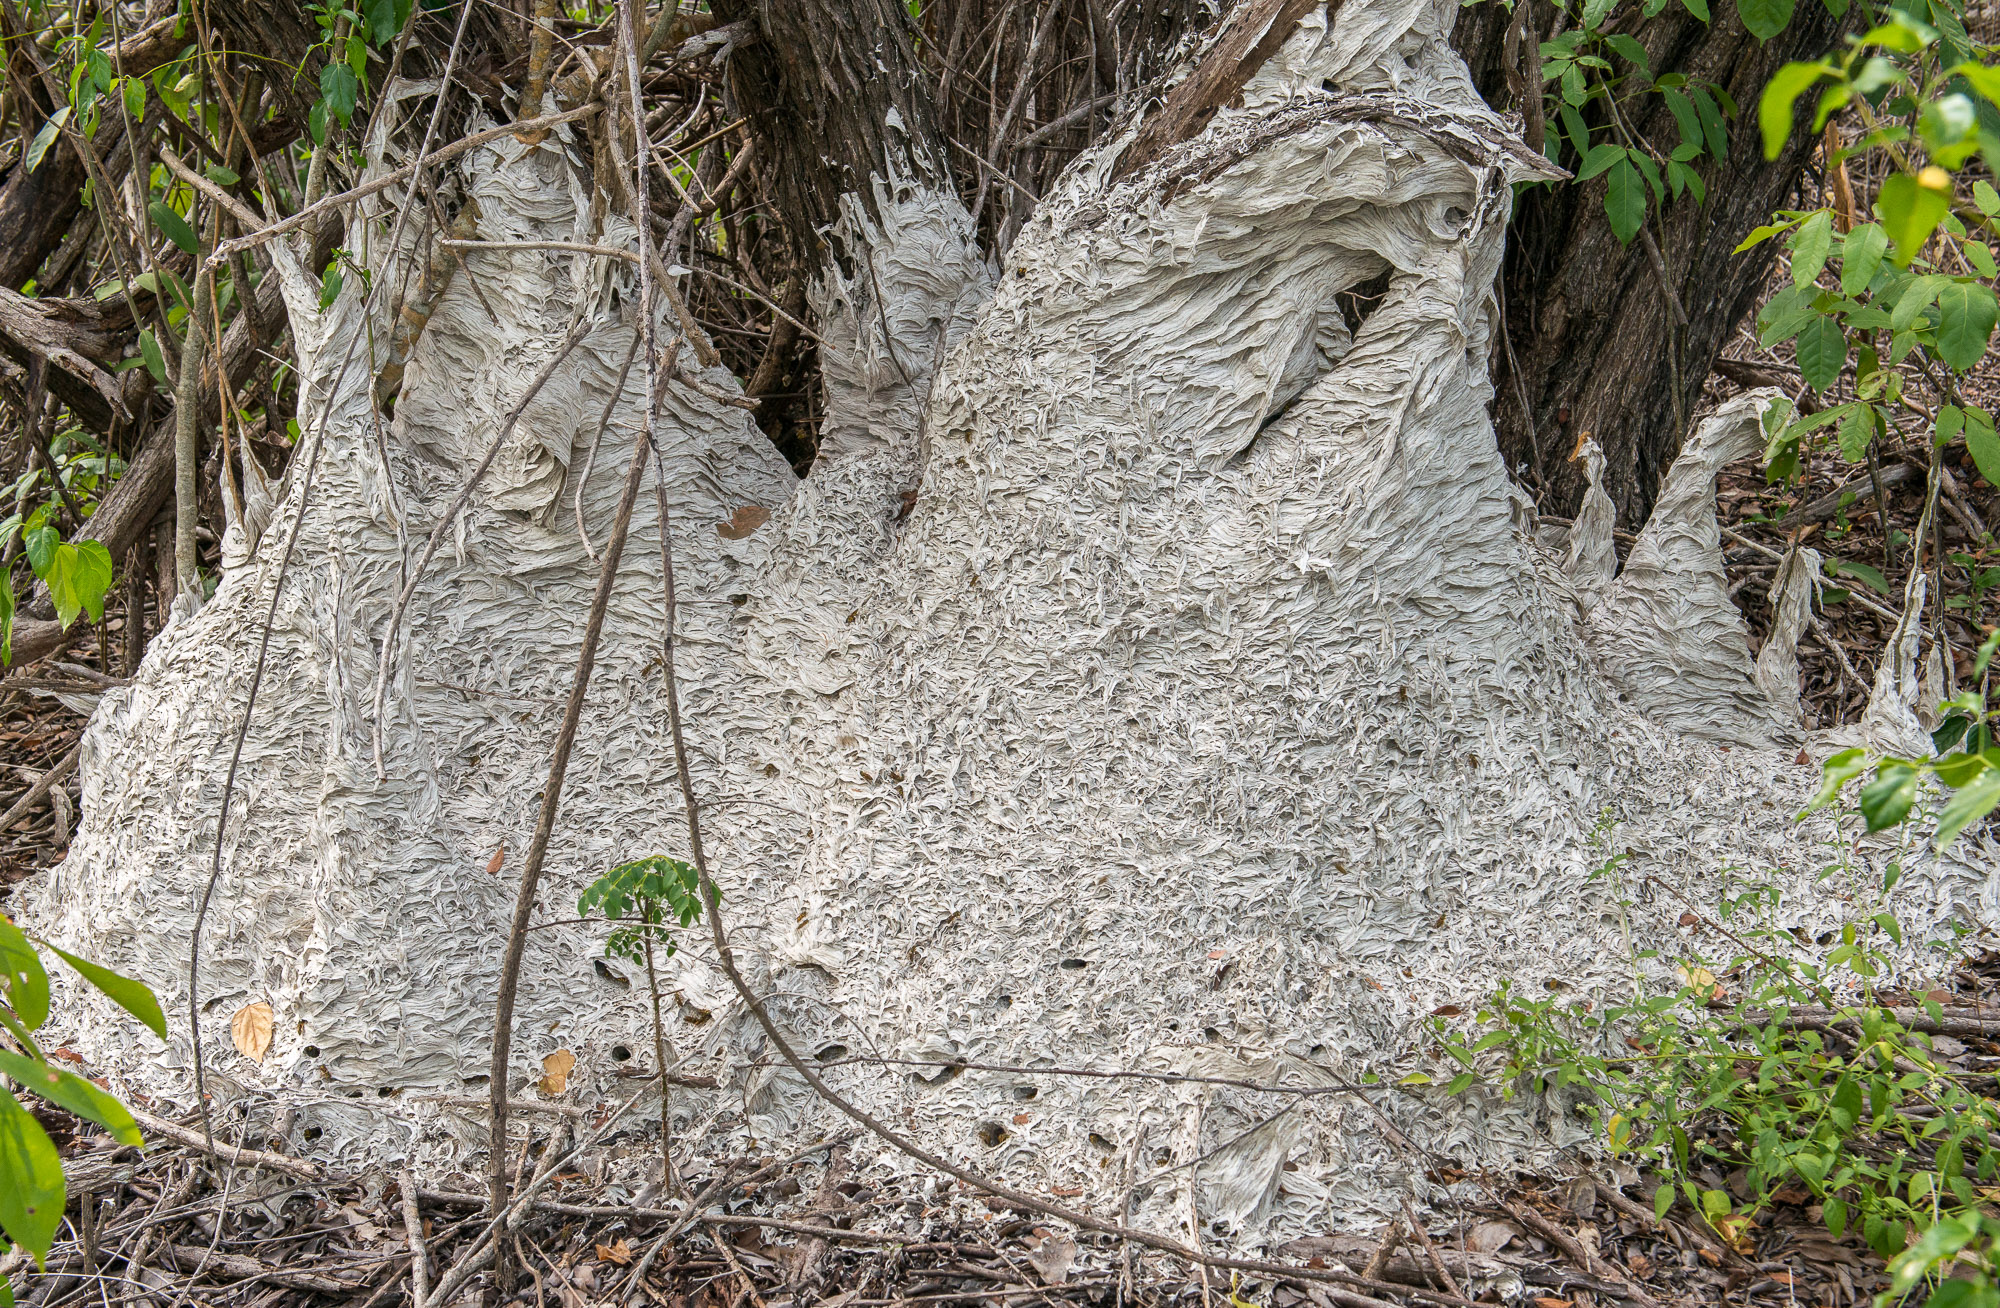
[161,1243,360,1293]
[0,742,79,831]
[1505,1202,1662,1308]
[127,1107,323,1181]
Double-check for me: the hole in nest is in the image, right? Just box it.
[815,1043,849,1063]
[303,1045,320,1058]
[917,1061,964,1087]
[1059,958,1088,971]
[1011,1084,1038,1101]
[377,1086,396,1098]
[977,1122,1010,1148]
[1337,266,1395,338]
[995,994,1012,1008]
[611,1045,632,1061]
[302,1126,323,1141]
[1089,1132,1115,1152]
[1203,1026,1221,1042]
[593,959,631,989]
[463,1075,490,1087]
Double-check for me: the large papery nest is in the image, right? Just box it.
[21,0,2000,1242]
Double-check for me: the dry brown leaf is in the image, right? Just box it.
[595,1238,633,1266]
[1467,1220,1520,1254]
[485,848,504,876]
[1533,1298,1573,1308]
[715,505,770,540]
[231,1001,273,1063]
[538,1048,576,1095]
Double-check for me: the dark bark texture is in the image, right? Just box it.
[712,0,952,266]
[1453,1,1846,526]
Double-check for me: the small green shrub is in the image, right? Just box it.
[0,911,165,1306]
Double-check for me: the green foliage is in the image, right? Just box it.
[1428,833,2000,1291]
[577,856,708,966]
[1750,11,2000,504]
[0,912,165,1293]
[1522,0,1745,249]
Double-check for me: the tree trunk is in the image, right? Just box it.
[20,0,1989,1242]
[1453,0,1847,525]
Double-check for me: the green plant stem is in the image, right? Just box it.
[641,932,675,1194]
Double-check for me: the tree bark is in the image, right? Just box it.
[712,0,953,261]
[1453,1,1846,525]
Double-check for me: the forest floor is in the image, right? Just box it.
[0,1091,1924,1308]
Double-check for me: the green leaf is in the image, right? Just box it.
[1841,222,1887,294]
[1975,178,2000,217]
[319,63,358,126]
[1967,406,2000,484]
[24,107,69,175]
[1955,60,2000,110]
[42,943,165,1040]
[148,202,198,257]
[1,571,16,668]
[1792,210,1834,285]
[1891,274,1947,332]
[1795,315,1846,390]
[1691,87,1728,160]
[1825,1196,1848,1238]
[1562,63,1586,106]
[0,915,49,1031]
[1664,87,1704,152]
[1836,404,1877,461]
[138,328,166,386]
[46,540,113,630]
[1804,746,1870,813]
[120,77,144,122]
[0,1050,139,1145]
[1937,768,2000,849]
[1577,143,1627,180]
[1654,1183,1675,1220]
[1936,282,1998,370]
[1606,34,1651,74]
[1878,172,1953,266]
[21,522,54,580]
[1628,152,1663,202]
[1760,62,1827,157]
[319,264,343,311]
[0,1087,61,1264]
[1737,0,1795,37]
[1560,104,1591,160]
[1860,762,1920,831]
[1606,159,1647,244]
[3,1269,13,1308]
[308,99,329,147]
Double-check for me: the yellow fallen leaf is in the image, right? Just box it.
[538,1048,576,1095]
[231,1002,273,1063]
[1676,964,1721,1001]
